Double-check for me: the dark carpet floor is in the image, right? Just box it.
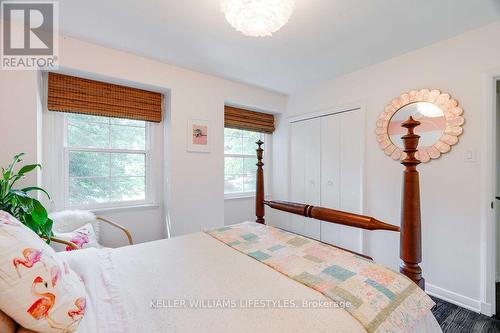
[429,282,500,332]
[431,296,500,332]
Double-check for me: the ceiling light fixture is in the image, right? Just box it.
[417,102,444,118]
[221,0,296,37]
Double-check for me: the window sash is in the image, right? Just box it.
[62,114,153,209]
[66,147,147,154]
[68,175,146,180]
[224,153,256,158]
[66,116,147,151]
[67,118,147,128]
[224,129,267,198]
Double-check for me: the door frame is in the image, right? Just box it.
[287,102,367,254]
[482,70,500,316]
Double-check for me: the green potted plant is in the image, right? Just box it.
[0,153,53,240]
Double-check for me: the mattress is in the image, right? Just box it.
[58,231,442,333]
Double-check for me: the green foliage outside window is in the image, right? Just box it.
[66,114,147,206]
[224,128,262,194]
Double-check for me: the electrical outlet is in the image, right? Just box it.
[464,150,476,162]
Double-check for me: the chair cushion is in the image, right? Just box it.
[0,211,86,333]
[52,223,99,252]
[49,210,100,241]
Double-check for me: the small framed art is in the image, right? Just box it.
[187,118,211,153]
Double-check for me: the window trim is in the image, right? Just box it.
[223,130,270,199]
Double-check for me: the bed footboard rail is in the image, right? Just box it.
[263,200,400,232]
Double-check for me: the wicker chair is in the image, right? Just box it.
[48,210,133,250]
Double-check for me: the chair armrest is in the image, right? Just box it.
[42,236,79,250]
[96,217,134,245]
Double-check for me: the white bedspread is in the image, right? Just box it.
[58,232,442,333]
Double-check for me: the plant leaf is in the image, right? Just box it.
[10,164,41,186]
[15,195,34,213]
[9,189,30,197]
[5,153,24,177]
[18,164,41,175]
[23,214,38,232]
[31,200,48,221]
[21,186,51,200]
[41,218,54,239]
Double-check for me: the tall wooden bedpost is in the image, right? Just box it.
[256,140,265,224]
[400,116,424,290]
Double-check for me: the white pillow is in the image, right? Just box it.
[0,211,86,333]
[52,223,100,252]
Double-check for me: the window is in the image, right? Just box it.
[62,113,152,208]
[224,128,264,197]
[43,73,163,211]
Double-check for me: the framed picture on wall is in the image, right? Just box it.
[187,118,211,153]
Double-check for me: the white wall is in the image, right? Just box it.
[0,34,287,245]
[224,198,256,225]
[0,71,40,187]
[273,22,500,312]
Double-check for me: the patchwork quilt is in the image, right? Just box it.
[206,222,434,333]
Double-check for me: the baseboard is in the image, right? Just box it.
[481,302,493,316]
[426,283,482,313]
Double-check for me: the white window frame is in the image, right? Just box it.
[224,130,271,200]
[43,111,159,212]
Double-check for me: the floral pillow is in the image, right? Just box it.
[52,223,100,252]
[0,211,86,333]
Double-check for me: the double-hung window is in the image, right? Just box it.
[64,113,150,208]
[224,128,265,198]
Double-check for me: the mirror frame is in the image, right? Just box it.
[375,89,465,163]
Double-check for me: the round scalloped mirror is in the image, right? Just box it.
[375,89,465,163]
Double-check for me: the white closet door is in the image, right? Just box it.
[320,109,363,252]
[319,113,341,239]
[290,118,321,239]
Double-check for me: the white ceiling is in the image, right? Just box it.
[59,0,500,94]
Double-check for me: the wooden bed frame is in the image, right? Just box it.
[255,116,425,290]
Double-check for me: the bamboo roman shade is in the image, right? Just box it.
[47,72,163,123]
[224,106,275,134]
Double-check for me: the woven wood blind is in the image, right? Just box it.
[224,106,275,134]
[47,72,163,123]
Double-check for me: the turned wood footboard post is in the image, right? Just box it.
[256,140,265,224]
[400,116,424,290]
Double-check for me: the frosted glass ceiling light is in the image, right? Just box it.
[221,0,296,37]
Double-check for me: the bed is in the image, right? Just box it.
[57,116,440,333]
[64,233,440,333]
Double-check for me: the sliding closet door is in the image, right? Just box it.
[288,109,363,246]
[320,109,363,252]
[289,118,321,239]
